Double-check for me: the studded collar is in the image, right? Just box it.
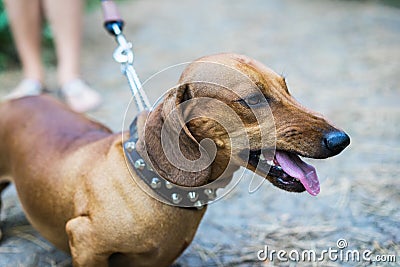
[123,117,221,209]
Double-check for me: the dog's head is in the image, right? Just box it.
[152,53,349,195]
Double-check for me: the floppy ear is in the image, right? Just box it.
[137,84,213,187]
[162,83,198,149]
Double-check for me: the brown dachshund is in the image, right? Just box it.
[0,53,349,266]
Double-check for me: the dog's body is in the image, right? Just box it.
[0,54,349,266]
[0,96,205,266]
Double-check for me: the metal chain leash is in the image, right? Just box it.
[101,0,151,112]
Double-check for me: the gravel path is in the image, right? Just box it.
[0,0,399,266]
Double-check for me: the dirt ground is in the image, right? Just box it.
[0,0,399,266]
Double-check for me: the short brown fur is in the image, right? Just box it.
[0,53,347,266]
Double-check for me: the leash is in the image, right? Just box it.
[100,1,220,209]
[101,0,151,111]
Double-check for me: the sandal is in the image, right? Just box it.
[61,79,102,113]
[3,79,44,100]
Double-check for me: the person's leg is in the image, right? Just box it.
[3,0,45,98]
[42,0,101,112]
[42,0,82,85]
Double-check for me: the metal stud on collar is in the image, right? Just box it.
[187,192,198,202]
[165,181,174,189]
[204,188,217,200]
[125,141,136,152]
[172,193,182,204]
[150,178,161,189]
[134,159,146,170]
[194,200,205,210]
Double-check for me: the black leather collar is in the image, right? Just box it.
[123,117,221,209]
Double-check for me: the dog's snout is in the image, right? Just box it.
[323,131,350,156]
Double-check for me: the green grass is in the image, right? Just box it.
[0,1,19,71]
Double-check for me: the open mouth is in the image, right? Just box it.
[246,149,320,196]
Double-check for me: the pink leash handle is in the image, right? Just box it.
[101,0,124,36]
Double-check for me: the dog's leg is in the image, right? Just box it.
[0,182,10,240]
[66,216,110,267]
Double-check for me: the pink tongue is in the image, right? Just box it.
[275,151,320,196]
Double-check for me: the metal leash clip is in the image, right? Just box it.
[101,0,151,112]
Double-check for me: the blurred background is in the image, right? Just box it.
[0,0,399,266]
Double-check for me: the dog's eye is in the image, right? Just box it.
[245,94,269,107]
[247,95,262,105]
[235,94,270,108]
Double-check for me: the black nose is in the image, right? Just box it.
[323,131,350,156]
